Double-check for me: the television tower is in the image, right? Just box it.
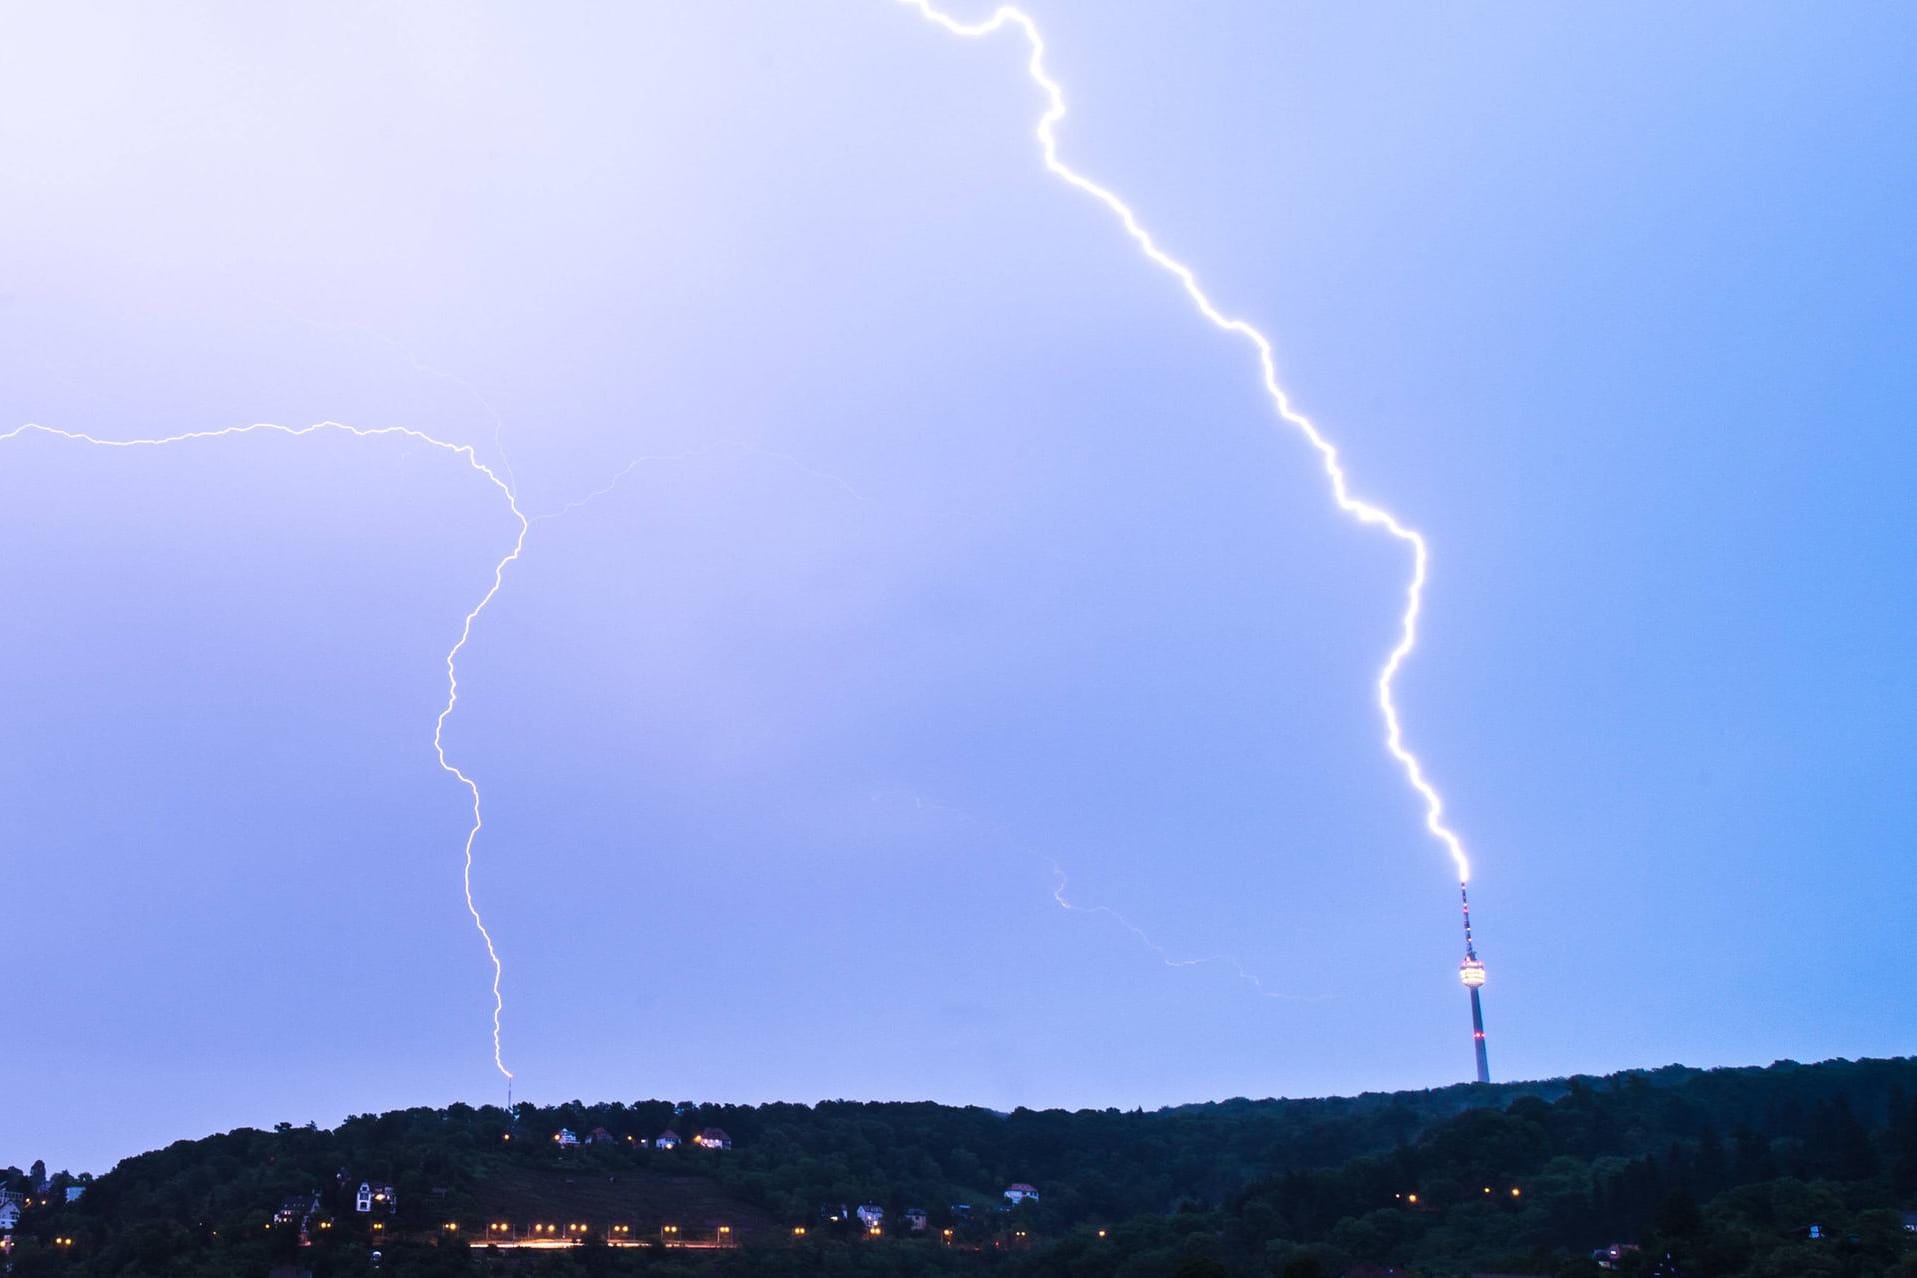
[1457,881,1490,1084]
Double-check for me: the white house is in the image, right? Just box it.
[355,1182,397,1214]
[1003,1183,1039,1205]
[694,1127,732,1151]
[654,1130,681,1150]
[0,1200,20,1232]
[902,1208,929,1232]
[856,1204,885,1229]
[553,1128,580,1147]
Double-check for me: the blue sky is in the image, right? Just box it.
[2,1,1913,1174]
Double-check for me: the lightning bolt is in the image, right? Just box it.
[896,2,1476,890]
[888,790,1324,1002]
[1049,862,1328,1003]
[2,420,523,1089]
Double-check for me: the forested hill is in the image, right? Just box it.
[8,1056,1917,1277]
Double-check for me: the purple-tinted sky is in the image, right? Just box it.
[3,1,1913,1174]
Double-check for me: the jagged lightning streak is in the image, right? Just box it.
[1049,862,1328,1003]
[892,787,1322,999]
[1,420,523,1088]
[897,2,1476,890]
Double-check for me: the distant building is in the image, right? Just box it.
[654,1130,681,1150]
[553,1128,580,1147]
[585,1127,617,1146]
[354,1183,397,1215]
[902,1208,929,1232]
[820,1204,851,1224]
[1003,1183,1039,1205]
[695,1127,733,1151]
[275,1193,320,1225]
[856,1204,885,1229]
[0,1200,19,1233]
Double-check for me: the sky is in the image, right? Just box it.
[2,1,1913,1175]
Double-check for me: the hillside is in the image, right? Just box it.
[5,1057,1917,1277]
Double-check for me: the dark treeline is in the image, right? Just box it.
[7,1056,1917,1277]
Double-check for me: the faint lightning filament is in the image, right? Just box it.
[2,420,523,1087]
[897,2,1475,887]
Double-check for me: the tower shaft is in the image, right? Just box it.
[1469,985,1490,1084]
[1459,880,1490,1084]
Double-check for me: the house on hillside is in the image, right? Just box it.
[1002,1183,1039,1205]
[275,1193,321,1226]
[585,1127,617,1145]
[354,1182,397,1215]
[694,1127,732,1150]
[654,1130,681,1150]
[0,1200,20,1233]
[553,1128,580,1147]
[856,1204,885,1230]
[902,1208,929,1232]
